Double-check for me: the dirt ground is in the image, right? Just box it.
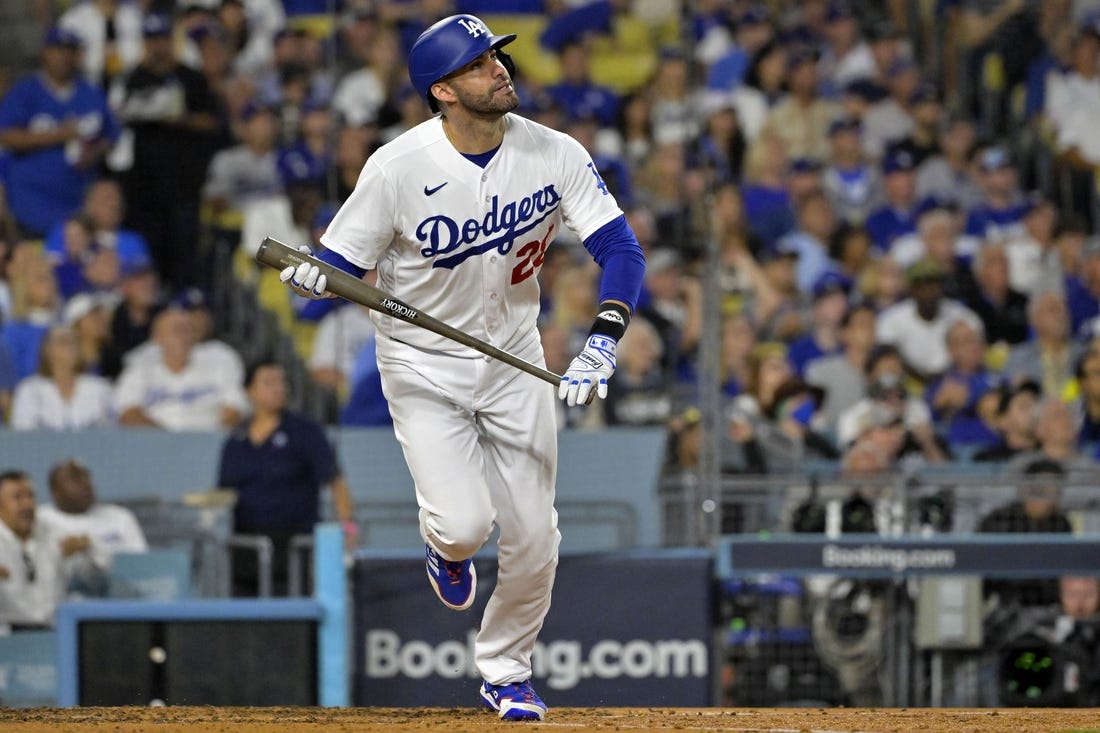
[1,707,1099,733]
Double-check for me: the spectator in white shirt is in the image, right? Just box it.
[37,459,147,573]
[1045,24,1100,167]
[9,324,113,430]
[875,257,982,381]
[124,288,243,386]
[114,306,247,430]
[0,470,100,630]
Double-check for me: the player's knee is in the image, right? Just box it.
[429,517,494,560]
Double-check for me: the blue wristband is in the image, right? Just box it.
[315,246,367,279]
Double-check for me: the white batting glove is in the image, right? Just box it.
[558,334,617,406]
[279,246,333,299]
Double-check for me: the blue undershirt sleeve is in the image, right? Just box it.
[316,246,368,279]
[581,215,646,311]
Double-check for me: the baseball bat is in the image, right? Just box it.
[255,237,564,388]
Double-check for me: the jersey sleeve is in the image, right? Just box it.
[0,82,31,131]
[319,157,397,270]
[551,133,623,242]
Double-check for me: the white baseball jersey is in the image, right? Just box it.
[321,113,623,357]
[320,111,624,687]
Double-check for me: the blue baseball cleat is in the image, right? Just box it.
[480,679,547,721]
[425,544,476,611]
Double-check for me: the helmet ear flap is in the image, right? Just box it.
[497,49,516,80]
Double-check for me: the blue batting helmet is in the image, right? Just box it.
[408,14,517,106]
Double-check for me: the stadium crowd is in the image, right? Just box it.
[2,0,1100,473]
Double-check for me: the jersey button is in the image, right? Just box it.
[490,256,498,263]
[490,292,498,300]
[481,174,487,182]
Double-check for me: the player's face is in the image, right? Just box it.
[439,49,519,116]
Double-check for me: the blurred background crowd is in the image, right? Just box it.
[2,0,1100,481]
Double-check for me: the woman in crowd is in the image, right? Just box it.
[9,324,112,430]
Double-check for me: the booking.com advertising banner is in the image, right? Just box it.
[353,550,714,706]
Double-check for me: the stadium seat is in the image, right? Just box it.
[107,549,192,600]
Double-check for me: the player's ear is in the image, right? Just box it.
[430,80,457,108]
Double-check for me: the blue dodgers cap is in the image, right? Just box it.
[812,270,852,299]
[172,287,209,310]
[882,146,917,175]
[761,238,801,261]
[789,156,823,174]
[240,99,276,121]
[737,5,771,26]
[886,56,918,79]
[828,115,862,137]
[909,83,940,106]
[825,1,855,22]
[121,253,155,278]
[142,13,173,38]
[844,78,887,103]
[44,25,81,47]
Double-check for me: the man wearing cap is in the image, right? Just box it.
[892,84,943,168]
[817,1,876,99]
[788,270,850,375]
[760,45,839,161]
[100,255,161,379]
[0,26,120,238]
[860,56,921,160]
[56,0,144,87]
[865,146,932,252]
[875,256,982,381]
[822,115,880,224]
[114,13,221,290]
[964,145,1028,242]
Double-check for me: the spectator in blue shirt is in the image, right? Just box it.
[218,360,356,595]
[0,26,120,238]
[545,40,621,127]
[965,146,1029,241]
[1,250,60,383]
[43,178,152,298]
[788,270,850,375]
[779,187,838,295]
[925,319,1001,449]
[865,146,931,252]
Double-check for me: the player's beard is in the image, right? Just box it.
[455,81,520,116]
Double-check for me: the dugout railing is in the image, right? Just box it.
[660,466,1100,708]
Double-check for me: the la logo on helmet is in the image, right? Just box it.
[457,18,486,37]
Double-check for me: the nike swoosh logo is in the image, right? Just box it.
[424,182,448,196]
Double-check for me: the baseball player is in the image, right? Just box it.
[281,14,645,721]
